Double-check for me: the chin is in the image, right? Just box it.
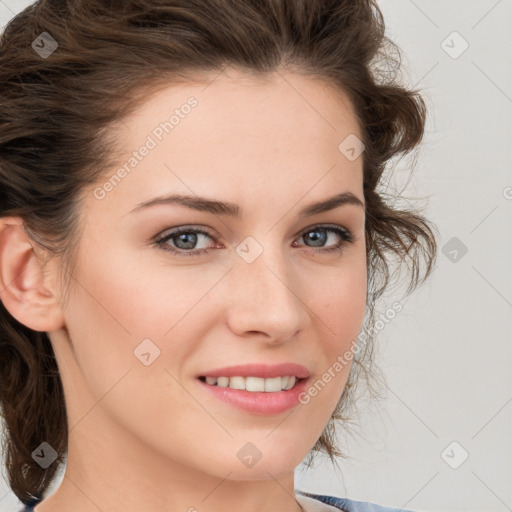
[225,461,298,481]
[226,440,309,480]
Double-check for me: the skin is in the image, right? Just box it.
[0,67,367,512]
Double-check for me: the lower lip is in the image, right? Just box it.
[196,377,310,415]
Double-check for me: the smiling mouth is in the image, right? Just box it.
[197,375,304,392]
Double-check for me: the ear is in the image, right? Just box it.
[0,217,65,332]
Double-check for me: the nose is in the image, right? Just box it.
[223,246,311,343]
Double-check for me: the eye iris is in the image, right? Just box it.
[175,232,198,250]
[305,230,327,247]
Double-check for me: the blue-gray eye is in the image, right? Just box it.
[154,225,355,256]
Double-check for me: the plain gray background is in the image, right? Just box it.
[0,1,511,511]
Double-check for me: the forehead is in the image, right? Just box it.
[86,68,364,219]
[121,67,361,149]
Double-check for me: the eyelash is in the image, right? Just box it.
[153,224,356,257]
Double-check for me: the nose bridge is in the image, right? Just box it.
[225,239,310,339]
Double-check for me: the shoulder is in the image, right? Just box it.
[296,490,416,512]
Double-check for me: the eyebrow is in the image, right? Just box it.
[128,191,365,218]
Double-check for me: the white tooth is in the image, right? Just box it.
[217,376,229,387]
[284,376,296,390]
[264,376,282,392]
[229,376,246,390]
[210,376,295,392]
[245,376,265,392]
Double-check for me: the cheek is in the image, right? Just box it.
[70,243,207,334]
[302,256,367,410]
[309,255,367,345]
[62,244,222,389]
[60,252,205,443]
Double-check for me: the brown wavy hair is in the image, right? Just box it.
[0,0,438,506]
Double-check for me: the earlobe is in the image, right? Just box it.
[0,217,65,332]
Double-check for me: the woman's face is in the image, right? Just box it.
[52,68,367,483]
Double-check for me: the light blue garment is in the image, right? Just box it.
[19,491,415,511]
[296,490,415,511]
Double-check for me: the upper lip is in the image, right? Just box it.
[198,363,310,379]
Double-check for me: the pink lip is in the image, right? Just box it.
[196,375,310,415]
[197,363,310,379]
